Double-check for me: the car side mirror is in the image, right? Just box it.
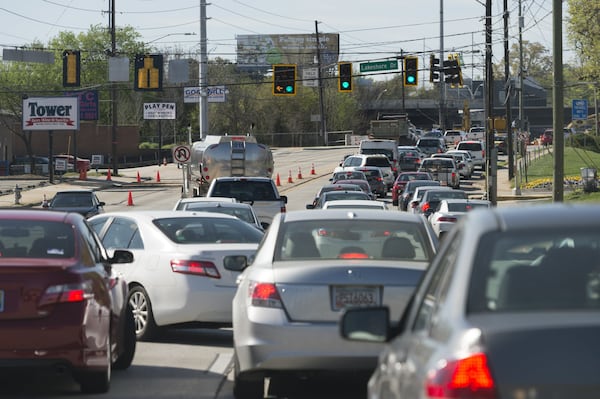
[111,249,134,264]
[280,195,288,204]
[223,255,248,272]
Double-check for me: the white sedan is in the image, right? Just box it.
[428,198,492,237]
[322,199,388,210]
[88,210,264,340]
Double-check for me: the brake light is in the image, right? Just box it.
[425,353,496,399]
[170,260,221,278]
[436,216,457,222]
[39,282,93,306]
[250,282,282,308]
[338,252,369,259]
[421,202,430,213]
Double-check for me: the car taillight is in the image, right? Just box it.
[250,282,282,308]
[281,205,287,213]
[421,202,430,213]
[39,281,93,306]
[170,260,221,278]
[425,353,496,399]
[338,252,369,259]
[436,216,457,222]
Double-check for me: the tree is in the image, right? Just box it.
[567,0,600,81]
[492,41,553,88]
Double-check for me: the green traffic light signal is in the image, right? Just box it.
[273,64,296,96]
[338,62,353,92]
[404,56,418,86]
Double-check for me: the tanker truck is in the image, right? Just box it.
[188,135,274,196]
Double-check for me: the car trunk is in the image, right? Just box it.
[273,261,424,322]
[470,312,600,398]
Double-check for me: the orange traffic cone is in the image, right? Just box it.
[156,170,161,182]
[297,166,303,180]
[287,170,293,183]
[127,191,134,206]
[106,168,112,181]
[136,171,141,183]
[276,173,281,186]
[310,163,316,175]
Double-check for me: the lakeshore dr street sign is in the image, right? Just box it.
[360,60,399,73]
[22,97,80,131]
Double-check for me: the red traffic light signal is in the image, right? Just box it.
[273,64,296,96]
[338,62,353,92]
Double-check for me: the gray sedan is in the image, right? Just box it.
[225,209,439,399]
[341,204,600,399]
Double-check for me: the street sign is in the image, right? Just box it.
[572,99,588,120]
[173,145,191,163]
[359,60,398,73]
[302,68,319,87]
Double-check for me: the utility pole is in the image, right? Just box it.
[439,0,445,130]
[504,0,514,180]
[315,21,327,145]
[110,0,118,176]
[514,0,524,195]
[400,49,406,113]
[552,0,564,202]
[199,1,208,140]
[485,0,496,204]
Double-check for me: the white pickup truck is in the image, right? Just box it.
[205,176,287,230]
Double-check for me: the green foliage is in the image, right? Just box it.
[139,142,158,150]
[567,0,600,81]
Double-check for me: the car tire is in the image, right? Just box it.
[113,303,137,370]
[233,352,264,399]
[128,286,158,341]
[77,335,111,394]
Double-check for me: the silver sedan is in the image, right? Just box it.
[225,209,439,399]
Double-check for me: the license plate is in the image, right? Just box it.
[0,290,4,313]
[332,286,380,311]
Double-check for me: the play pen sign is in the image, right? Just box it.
[143,102,176,120]
[22,97,80,130]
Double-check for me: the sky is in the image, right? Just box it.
[0,0,574,83]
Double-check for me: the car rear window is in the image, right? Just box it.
[365,157,391,167]
[154,217,263,244]
[211,181,278,201]
[418,139,442,147]
[468,229,600,313]
[0,221,75,258]
[275,220,434,262]
[457,142,483,151]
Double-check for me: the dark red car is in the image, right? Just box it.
[0,210,135,394]
[541,129,553,146]
[391,171,434,206]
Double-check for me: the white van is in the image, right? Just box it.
[358,139,399,176]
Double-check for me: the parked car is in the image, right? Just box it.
[391,171,434,207]
[399,179,441,211]
[307,183,366,209]
[0,209,135,394]
[205,176,287,230]
[334,154,395,191]
[226,209,439,399]
[397,148,423,171]
[409,187,468,217]
[9,156,50,175]
[44,189,105,218]
[455,140,486,169]
[416,137,446,156]
[341,203,600,399]
[173,201,263,231]
[418,157,461,189]
[541,129,553,146]
[308,190,373,209]
[88,211,264,340]
[322,199,388,210]
[428,198,492,237]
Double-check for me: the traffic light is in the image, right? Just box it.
[62,50,80,87]
[338,62,353,92]
[444,54,463,87]
[404,56,418,86]
[429,54,440,83]
[273,64,296,96]
[134,54,163,91]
